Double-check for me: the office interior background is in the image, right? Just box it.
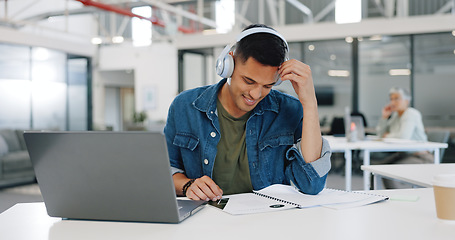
[0,0,454,162]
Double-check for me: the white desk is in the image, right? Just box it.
[326,136,448,191]
[1,188,454,240]
[361,163,455,189]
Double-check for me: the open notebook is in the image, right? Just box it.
[212,184,389,215]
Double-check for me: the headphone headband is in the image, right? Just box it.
[216,26,289,86]
[236,27,289,52]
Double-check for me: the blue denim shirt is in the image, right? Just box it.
[164,79,331,195]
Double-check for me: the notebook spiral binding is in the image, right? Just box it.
[253,192,302,207]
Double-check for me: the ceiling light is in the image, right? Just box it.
[112,36,124,44]
[369,35,382,41]
[452,30,455,36]
[202,29,218,35]
[91,37,102,45]
[345,37,353,43]
[330,54,337,60]
[308,44,315,51]
[453,49,455,55]
[33,47,50,61]
[389,69,411,76]
[328,70,350,77]
[335,0,361,24]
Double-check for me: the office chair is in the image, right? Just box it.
[328,112,368,175]
[426,129,450,163]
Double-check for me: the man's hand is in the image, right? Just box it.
[278,59,317,107]
[186,176,223,201]
[173,173,223,201]
[279,59,322,164]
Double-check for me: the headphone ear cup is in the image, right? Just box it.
[221,54,234,78]
[216,45,235,78]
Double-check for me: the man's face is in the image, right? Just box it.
[226,56,279,117]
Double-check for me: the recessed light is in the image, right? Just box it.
[112,36,124,44]
[91,37,102,45]
[389,69,411,76]
[328,70,350,77]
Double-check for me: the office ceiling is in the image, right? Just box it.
[2,0,453,39]
[1,0,454,75]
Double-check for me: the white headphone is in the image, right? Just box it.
[215,27,290,86]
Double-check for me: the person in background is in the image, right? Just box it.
[377,87,427,141]
[375,87,432,188]
[164,24,331,201]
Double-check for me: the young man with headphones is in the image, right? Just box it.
[164,24,331,201]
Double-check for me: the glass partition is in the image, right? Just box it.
[414,32,455,127]
[0,44,31,129]
[303,39,352,128]
[0,42,91,130]
[68,58,89,130]
[31,48,67,130]
[358,35,411,128]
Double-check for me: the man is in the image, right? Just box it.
[164,24,331,201]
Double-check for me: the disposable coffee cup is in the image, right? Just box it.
[432,174,455,221]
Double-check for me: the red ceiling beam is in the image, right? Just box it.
[75,0,195,33]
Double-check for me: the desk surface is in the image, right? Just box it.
[361,163,455,187]
[1,188,454,240]
[325,136,449,191]
[326,136,448,151]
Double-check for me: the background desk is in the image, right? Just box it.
[361,163,455,189]
[1,188,454,240]
[326,136,448,191]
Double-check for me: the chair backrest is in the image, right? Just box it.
[329,117,345,136]
[426,129,450,162]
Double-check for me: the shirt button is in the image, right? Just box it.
[210,132,216,138]
[204,159,209,165]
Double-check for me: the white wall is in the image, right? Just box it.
[97,42,178,125]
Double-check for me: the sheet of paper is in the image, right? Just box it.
[217,184,388,215]
[256,184,388,209]
[221,193,295,215]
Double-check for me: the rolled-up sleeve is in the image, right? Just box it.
[171,167,184,175]
[294,137,331,177]
[284,136,332,195]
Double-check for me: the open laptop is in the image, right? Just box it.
[24,131,206,223]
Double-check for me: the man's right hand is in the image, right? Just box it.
[186,176,223,201]
[173,173,223,201]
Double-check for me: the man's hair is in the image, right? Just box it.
[389,87,412,101]
[234,24,287,67]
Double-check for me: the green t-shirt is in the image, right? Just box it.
[212,98,253,195]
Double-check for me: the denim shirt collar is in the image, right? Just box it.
[192,78,280,117]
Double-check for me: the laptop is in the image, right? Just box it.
[24,131,206,223]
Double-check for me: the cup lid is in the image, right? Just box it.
[433,174,455,188]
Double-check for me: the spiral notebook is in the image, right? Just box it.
[218,184,389,215]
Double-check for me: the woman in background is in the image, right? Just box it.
[375,87,432,188]
[377,87,427,141]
